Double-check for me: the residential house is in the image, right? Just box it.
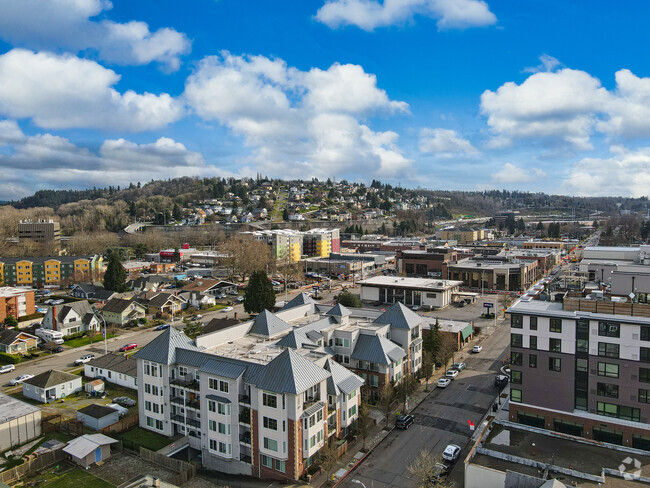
[71,283,116,302]
[100,298,147,326]
[85,353,138,390]
[22,370,82,403]
[133,292,185,316]
[42,301,100,336]
[127,275,173,292]
[0,329,39,354]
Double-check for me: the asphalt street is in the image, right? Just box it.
[339,315,511,488]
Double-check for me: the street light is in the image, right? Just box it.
[96,310,108,355]
[352,480,367,488]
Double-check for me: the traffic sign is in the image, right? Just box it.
[483,302,493,309]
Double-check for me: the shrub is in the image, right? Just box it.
[17,312,44,323]
[0,352,21,364]
[63,331,86,341]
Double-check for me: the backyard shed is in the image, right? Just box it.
[76,404,119,431]
[63,433,117,467]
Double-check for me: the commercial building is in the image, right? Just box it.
[358,276,463,309]
[303,258,366,276]
[522,240,566,250]
[396,248,457,277]
[444,257,538,292]
[507,295,650,449]
[23,370,82,403]
[18,219,60,244]
[440,228,484,245]
[0,255,103,287]
[494,210,519,227]
[133,298,423,480]
[0,287,35,322]
[0,393,41,452]
[159,244,198,263]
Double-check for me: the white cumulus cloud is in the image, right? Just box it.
[418,128,478,157]
[184,52,411,179]
[0,49,183,131]
[0,0,190,70]
[492,163,545,184]
[316,0,496,31]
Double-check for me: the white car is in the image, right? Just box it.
[412,305,421,311]
[442,444,461,463]
[437,378,451,388]
[472,345,483,353]
[10,374,34,386]
[222,306,233,312]
[0,364,16,374]
[445,369,459,379]
[74,354,95,365]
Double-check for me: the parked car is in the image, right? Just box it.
[119,343,138,352]
[445,369,459,379]
[452,362,466,371]
[437,378,451,388]
[395,414,414,430]
[9,374,34,386]
[51,299,65,305]
[411,305,421,311]
[222,306,233,313]
[0,364,16,374]
[155,324,170,331]
[428,462,451,481]
[472,345,483,353]
[236,296,244,302]
[442,444,461,463]
[228,291,239,296]
[113,396,137,407]
[52,345,64,353]
[74,354,95,365]
[194,314,203,320]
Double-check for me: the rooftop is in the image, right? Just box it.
[358,276,463,290]
[25,369,79,389]
[0,392,40,423]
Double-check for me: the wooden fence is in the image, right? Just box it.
[0,448,65,484]
[564,298,650,317]
[101,414,139,435]
[139,447,196,485]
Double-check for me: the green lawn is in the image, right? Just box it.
[205,304,226,312]
[65,334,116,348]
[116,427,171,452]
[44,468,114,488]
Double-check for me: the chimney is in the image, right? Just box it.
[52,306,57,331]
[234,312,238,320]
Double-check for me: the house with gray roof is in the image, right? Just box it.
[85,353,138,390]
[42,300,100,336]
[23,369,82,403]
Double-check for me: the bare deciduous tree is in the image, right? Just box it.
[378,382,395,428]
[407,450,453,488]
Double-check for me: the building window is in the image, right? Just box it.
[511,389,522,403]
[208,401,216,412]
[576,358,588,372]
[369,375,379,387]
[511,315,523,328]
[263,417,278,431]
[263,437,278,452]
[597,402,640,422]
[598,321,620,338]
[219,380,229,393]
[576,339,589,353]
[529,354,537,368]
[218,442,227,454]
[512,352,522,366]
[598,342,620,358]
[348,405,356,417]
[549,318,562,333]
[511,334,523,348]
[529,316,537,330]
[641,326,650,342]
[261,454,273,468]
[549,357,561,372]
[549,338,562,353]
[511,370,522,384]
[529,336,537,350]
[597,362,619,378]
[209,378,219,390]
[642,348,650,363]
[262,393,277,408]
[209,439,217,451]
[639,389,650,404]
[218,423,227,434]
[640,368,650,383]
[209,420,216,431]
[217,403,228,415]
[275,459,286,473]
[597,383,619,399]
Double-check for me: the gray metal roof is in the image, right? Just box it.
[249,310,293,337]
[275,329,316,349]
[373,302,422,330]
[175,349,264,381]
[24,369,79,389]
[205,394,231,404]
[200,359,247,379]
[350,334,406,365]
[249,348,331,395]
[324,358,364,395]
[325,303,352,317]
[279,292,315,311]
[132,327,201,365]
[0,392,40,423]
[300,401,325,419]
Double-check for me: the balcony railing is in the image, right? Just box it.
[170,378,200,391]
[238,394,250,405]
[170,414,201,429]
[170,397,200,410]
[239,433,251,445]
[241,455,252,464]
[239,408,251,425]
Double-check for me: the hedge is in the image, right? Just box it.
[63,331,86,341]
[0,352,21,364]
[18,312,45,323]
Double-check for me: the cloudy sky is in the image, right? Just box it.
[0,0,649,199]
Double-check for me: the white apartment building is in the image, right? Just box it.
[134,295,424,480]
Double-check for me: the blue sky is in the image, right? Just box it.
[1,0,650,199]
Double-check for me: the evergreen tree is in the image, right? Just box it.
[243,270,276,314]
[173,247,181,263]
[103,251,128,292]
[337,290,362,308]
[129,201,137,217]
[172,203,183,221]
[283,208,290,221]
[536,221,544,232]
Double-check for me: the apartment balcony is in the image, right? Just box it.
[170,397,200,410]
[170,378,200,392]
[241,455,252,464]
[170,414,201,429]
[302,395,321,411]
[238,394,251,405]
[239,432,251,445]
[239,407,251,425]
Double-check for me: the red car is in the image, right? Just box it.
[119,343,138,352]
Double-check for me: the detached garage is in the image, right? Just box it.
[63,434,118,467]
[77,404,120,431]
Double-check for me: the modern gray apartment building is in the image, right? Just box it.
[507,296,650,450]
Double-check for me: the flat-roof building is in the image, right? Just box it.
[18,219,60,244]
[358,276,463,309]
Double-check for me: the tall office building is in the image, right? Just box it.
[18,220,60,244]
